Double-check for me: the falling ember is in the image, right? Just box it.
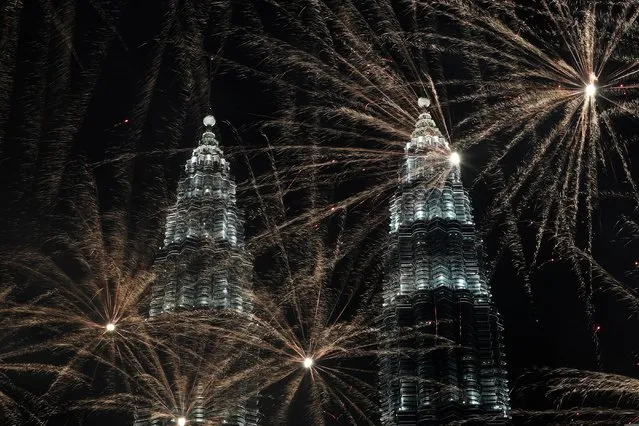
[303,357,314,369]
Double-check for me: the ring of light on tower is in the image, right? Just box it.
[303,357,314,369]
[105,323,116,332]
[449,151,461,166]
[176,416,187,426]
[585,83,597,97]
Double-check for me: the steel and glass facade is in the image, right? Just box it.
[135,115,259,426]
[379,107,510,425]
[149,115,251,317]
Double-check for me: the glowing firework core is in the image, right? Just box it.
[303,357,314,369]
[105,323,116,332]
[418,97,431,108]
[176,417,187,426]
[585,83,597,97]
[449,152,461,166]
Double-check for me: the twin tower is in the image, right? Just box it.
[138,103,510,425]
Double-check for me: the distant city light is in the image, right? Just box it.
[105,323,116,332]
[176,416,187,426]
[303,357,314,369]
[449,151,461,166]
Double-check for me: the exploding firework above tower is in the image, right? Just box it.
[136,114,258,425]
[379,99,510,424]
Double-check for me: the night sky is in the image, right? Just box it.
[2,1,639,425]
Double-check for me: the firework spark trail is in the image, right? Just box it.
[0,153,172,421]
[0,244,156,397]
[75,315,263,426]
[508,368,639,424]
[420,0,639,247]
[414,0,639,363]
[0,0,227,247]
[0,289,63,426]
[218,2,450,165]
[223,0,638,259]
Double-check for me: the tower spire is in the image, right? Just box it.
[208,55,214,113]
[379,96,510,424]
[408,97,448,152]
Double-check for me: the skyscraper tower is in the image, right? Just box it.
[379,98,510,425]
[149,114,250,317]
[137,114,259,425]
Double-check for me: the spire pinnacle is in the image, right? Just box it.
[407,96,448,151]
[418,97,431,108]
[203,114,216,127]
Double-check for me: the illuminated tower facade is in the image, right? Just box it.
[149,114,251,317]
[137,114,259,425]
[379,99,510,425]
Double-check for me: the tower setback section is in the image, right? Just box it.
[136,115,259,426]
[379,101,510,425]
[149,115,251,316]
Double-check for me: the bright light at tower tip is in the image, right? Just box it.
[176,417,186,426]
[105,323,116,332]
[449,151,461,166]
[585,83,597,97]
[303,357,314,369]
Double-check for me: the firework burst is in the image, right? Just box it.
[421,0,639,261]
[213,1,639,366]
[0,153,177,423]
[219,0,639,257]
[201,192,455,425]
[75,313,262,426]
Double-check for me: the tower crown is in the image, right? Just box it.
[187,114,228,175]
[406,98,449,153]
[402,98,455,185]
[200,115,219,147]
[161,113,243,249]
[381,97,510,424]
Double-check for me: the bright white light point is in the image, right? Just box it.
[105,323,116,332]
[585,83,597,97]
[177,417,187,426]
[418,97,431,108]
[303,358,314,369]
[203,115,216,126]
[449,152,461,166]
